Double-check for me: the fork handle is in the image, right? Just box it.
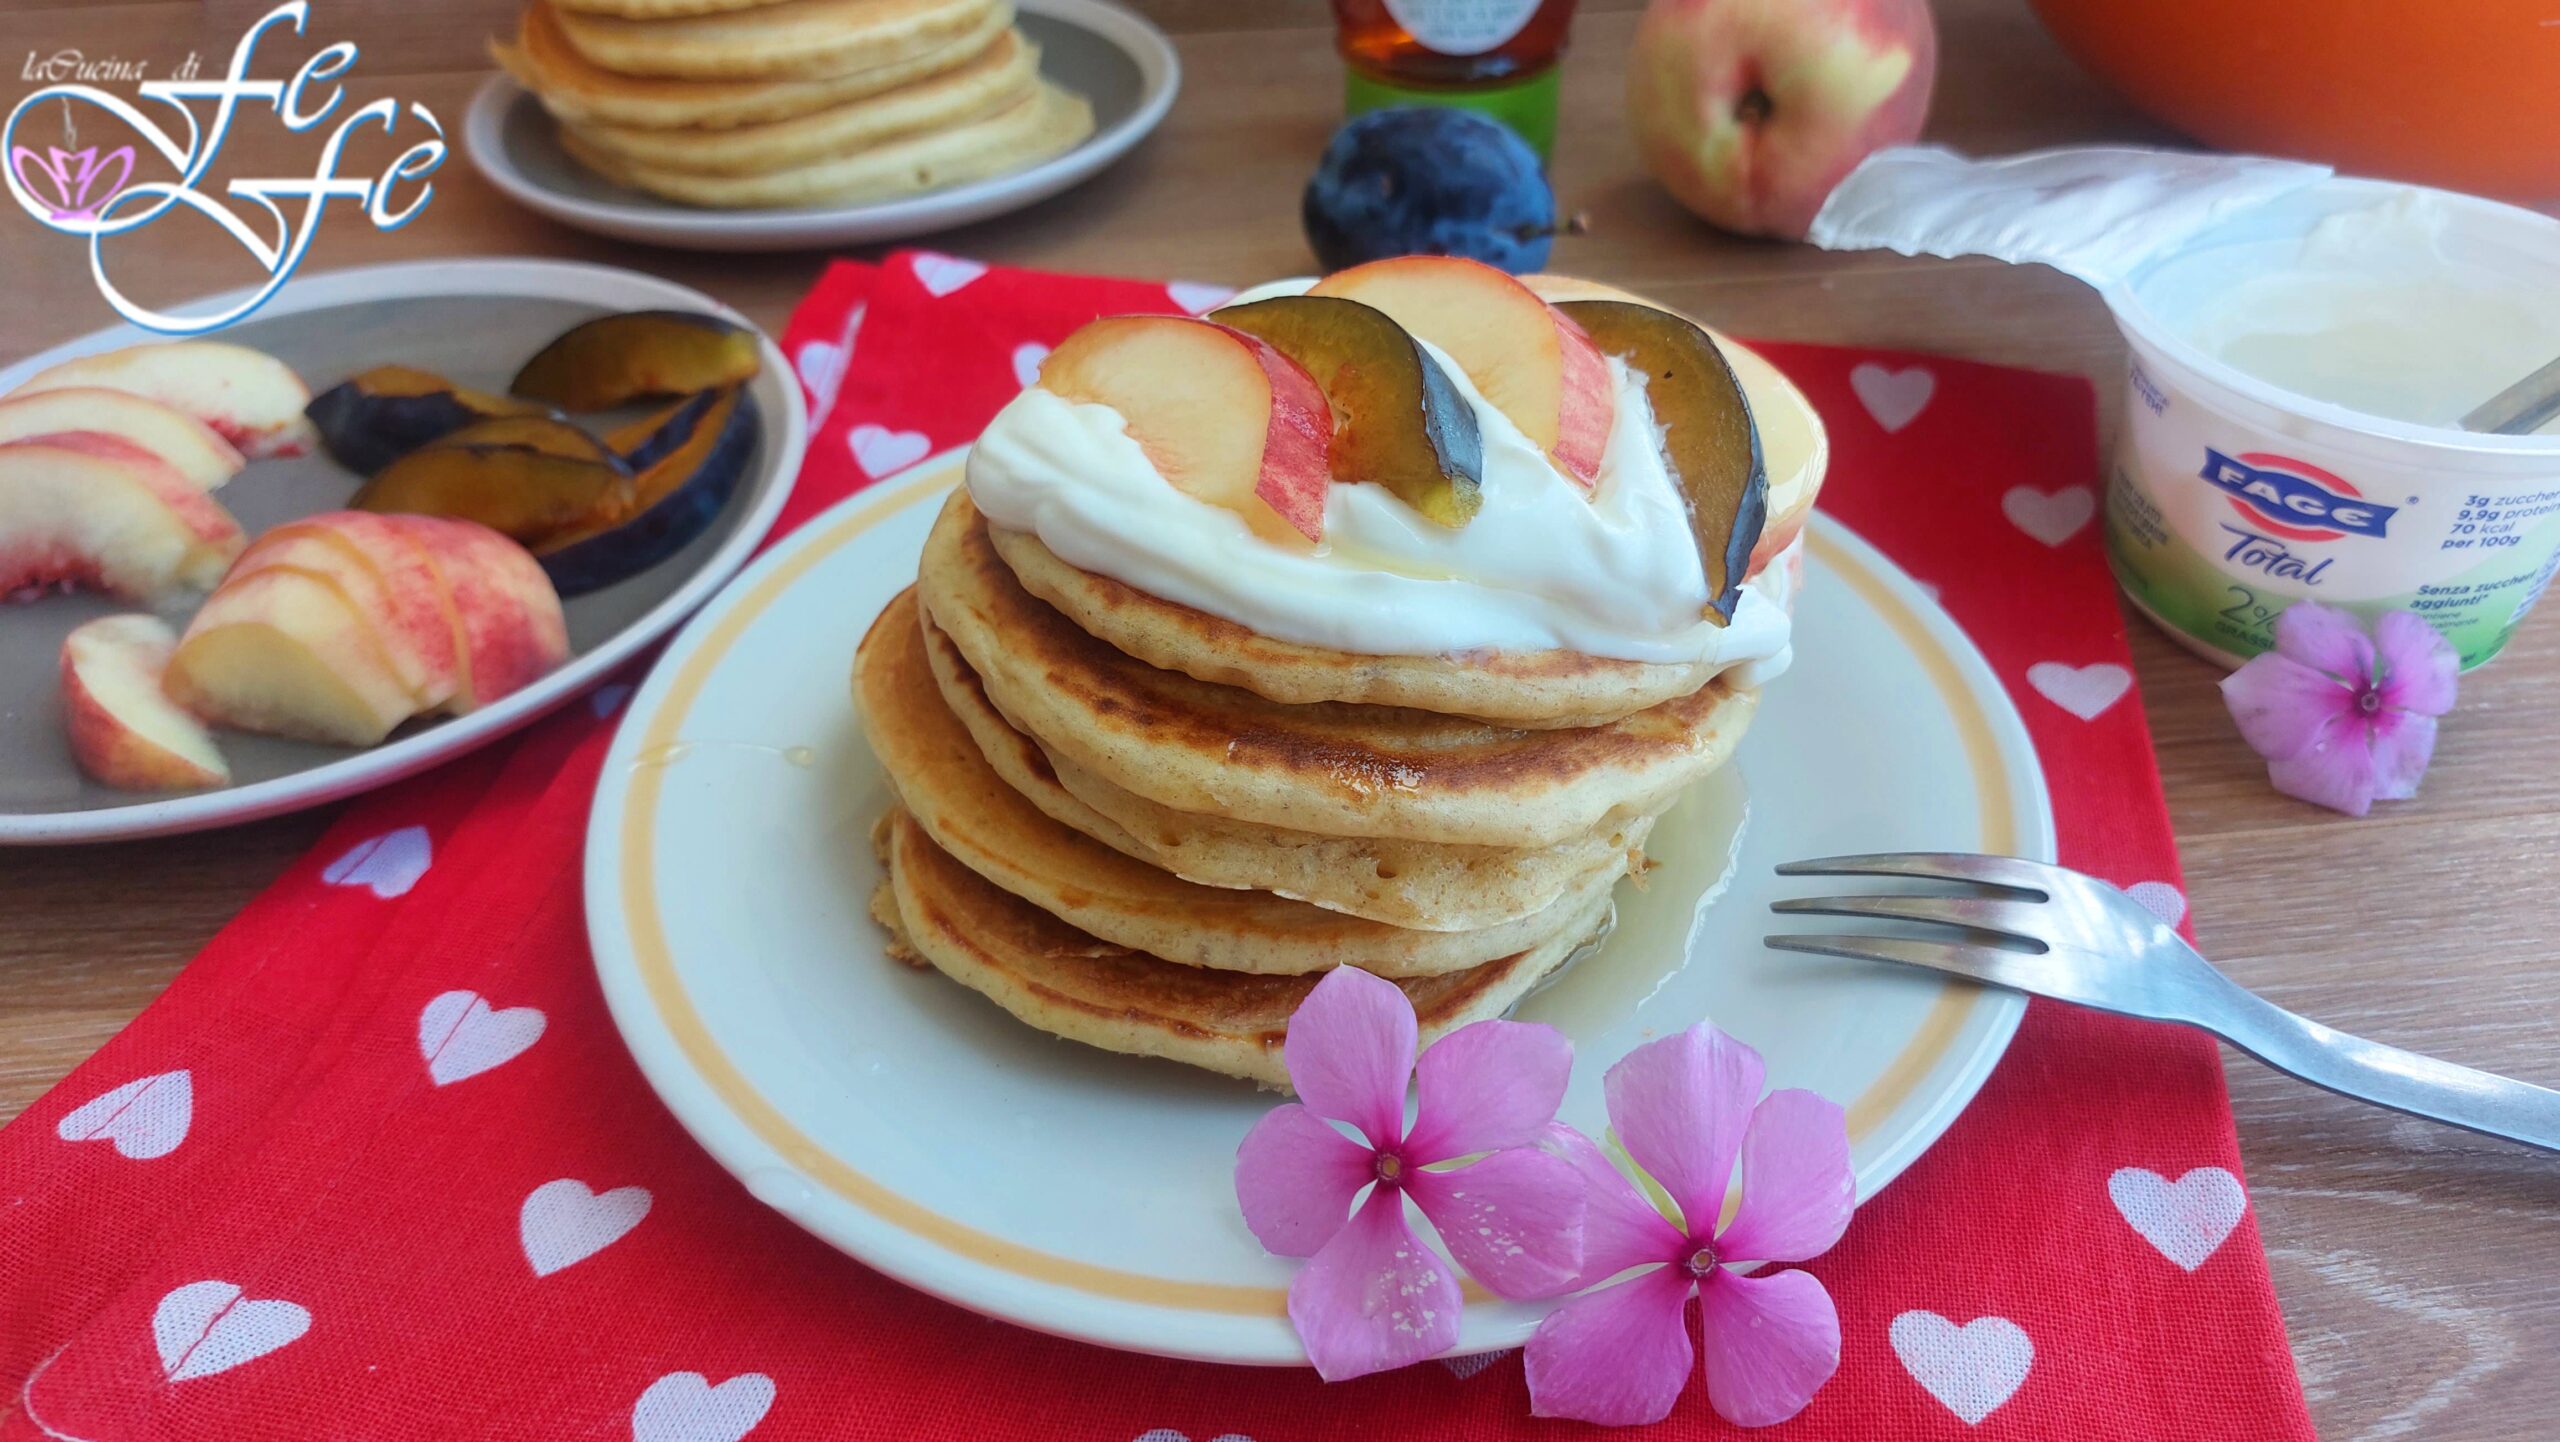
[2207,983,2560,1153]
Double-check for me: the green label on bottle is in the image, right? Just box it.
[1343,65,1560,159]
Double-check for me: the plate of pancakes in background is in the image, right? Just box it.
[467,0,1177,250]
[584,273,2051,1362]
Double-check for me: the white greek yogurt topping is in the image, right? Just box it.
[964,282,1794,678]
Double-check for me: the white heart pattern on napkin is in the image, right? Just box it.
[1890,1311,2032,1425]
[2026,661,2133,721]
[634,1371,775,1442]
[2126,880,2186,928]
[1011,341,1050,389]
[1165,280,1234,315]
[848,424,930,479]
[1134,1431,1255,1442]
[521,1178,652,1277]
[418,990,546,1087]
[56,1069,192,1160]
[2002,485,2096,547]
[792,338,847,410]
[322,825,431,899]
[2109,1166,2247,1272]
[1441,1351,1506,1380]
[909,252,987,297]
[1850,362,1935,434]
[152,1280,310,1382]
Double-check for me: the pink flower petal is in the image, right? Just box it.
[1236,1102,1378,1258]
[1403,1019,1572,1164]
[2219,651,2350,761]
[1603,1024,1765,1238]
[2266,727,2380,816]
[1287,1186,1462,1381]
[1524,1265,1697,1426]
[2373,610,2458,717]
[1404,1145,1586,1299]
[1714,1089,1853,1265]
[2368,709,2437,803]
[1536,1123,1687,1286]
[2273,601,2374,685]
[1283,967,1416,1148]
[1697,1267,1841,1428]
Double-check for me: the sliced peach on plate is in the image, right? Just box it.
[1210,294,1485,528]
[1309,255,1614,490]
[167,566,420,747]
[1556,299,1767,622]
[0,432,245,603]
[1039,315,1333,544]
[10,341,317,458]
[236,514,463,715]
[397,515,570,711]
[0,388,242,491]
[60,614,230,790]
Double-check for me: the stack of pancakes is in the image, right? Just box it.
[492,0,1093,208]
[853,282,1827,1088]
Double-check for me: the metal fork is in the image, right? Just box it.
[1766,852,2560,1154]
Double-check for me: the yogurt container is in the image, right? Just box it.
[1812,147,2560,669]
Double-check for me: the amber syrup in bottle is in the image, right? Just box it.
[1333,0,1580,156]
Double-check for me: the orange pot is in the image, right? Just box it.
[2026,0,2560,200]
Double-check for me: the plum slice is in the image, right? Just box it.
[1212,295,1485,528]
[350,415,635,548]
[306,364,559,475]
[1554,300,1766,623]
[536,386,760,596]
[509,310,761,412]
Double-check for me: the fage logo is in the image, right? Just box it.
[2200,449,2396,542]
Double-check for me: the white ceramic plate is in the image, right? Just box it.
[586,458,2052,1364]
[0,259,806,845]
[464,0,1180,253]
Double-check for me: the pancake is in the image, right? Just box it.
[561,28,1038,177]
[552,0,794,19]
[872,808,1613,1088]
[494,0,1015,131]
[552,0,999,80]
[974,279,1827,726]
[563,82,1091,207]
[858,588,1625,972]
[987,522,1728,730]
[919,587,1658,932]
[918,492,1760,850]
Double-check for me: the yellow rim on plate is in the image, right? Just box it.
[612,463,2016,1318]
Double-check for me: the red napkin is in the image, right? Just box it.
[0,253,2314,1441]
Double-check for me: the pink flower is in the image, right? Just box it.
[2220,603,2457,817]
[1524,1024,1851,1428]
[1235,967,1587,1381]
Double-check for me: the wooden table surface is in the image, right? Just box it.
[4,1,2555,1435]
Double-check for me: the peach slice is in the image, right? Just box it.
[60,614,230,790]
[0,432,245,603]
[1038,315,1333,543]
[11,341,317,459]
[0,388,242,491]
[236,514,462,714]
[395,515,570,711]
[167,566,420,746]
[1309,255,1615,490]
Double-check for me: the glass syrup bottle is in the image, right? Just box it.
[1333,0,1581,157]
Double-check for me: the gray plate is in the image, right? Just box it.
[463,0,1180,252]
[0,259,805,844]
